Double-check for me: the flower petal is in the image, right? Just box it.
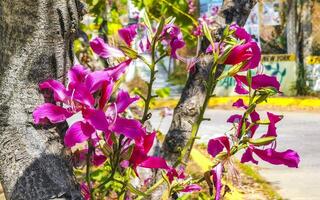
[232,98,247,109]
[83,108,109,132]
[90,37,125,59]
[234,76,249,94]
[33,103,73,124]
[264,112,283,137]
[84,70,112,93]
[181,184,202,193]
[39,79,69,102]
[111,117,145,140]
[93,151,107,166]
[224,42,253,65]
[142,131,156,154]
[68,64,90,84]
[139,156,169,169]
[227,114,242,123]
[241,147,258,164]
[211,163,223,200]
[105,59,132,81]
[253,148,300,168]
[251,74,280,91]
[207,136,230,158]
[115,90,139,113]
[69,83,95,108]
[118,24,138,46]
[64,121,95,148]
[99,80,115,110]
[231,24,252,42]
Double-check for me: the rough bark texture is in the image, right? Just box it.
[161,0,258,166]
[0,0,84,199]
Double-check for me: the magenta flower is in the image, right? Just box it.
[263,112,283,137]
[224,41,260,70]
[118,24,138,46]
[33,64,136,148]
[90,37,125,59]
[166,167,186,183]
[181,184,202,193]
[33,78,95,125]
[64,121,95,148]
[33,103,73,124]
[161,24,185,58]
[207,136,230,158]
[82,90,143,141]
[241,146,300,168]
[68,64,90,84]
[211,163,223,200]
[222,24,261,70]
[234,74,280,94]
[230,24,252,42]
[80,183,90,200]
[129,131,169,174]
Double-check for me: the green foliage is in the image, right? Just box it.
[132,0,198,48]
[155,87,171,98]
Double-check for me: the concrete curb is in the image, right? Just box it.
[151,97,320,111]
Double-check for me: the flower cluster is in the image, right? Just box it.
[32,16,203,199]
[205,24,300,200]
[187,0,196,14]
[32,14,300,200]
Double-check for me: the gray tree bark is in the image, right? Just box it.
[0,0,84,199]
[161,0,258,166]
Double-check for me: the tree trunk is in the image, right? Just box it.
[161,0,258,166]
[0,0,83,199]
[296,0,314,95]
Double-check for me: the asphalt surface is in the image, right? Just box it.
[150,109,320,200]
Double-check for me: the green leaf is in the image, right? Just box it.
[161,171,171,189]
[127,183,147,197]
[121,144,134,160]
[249,136,276,146]
[155,87,171,98]
[141,9,152,31]
[202,22,214,46]
[154,17,165,40]
[119,46,138,59]
[247,70,252,88]
[245,103,256,114]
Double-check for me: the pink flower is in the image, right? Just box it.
[263,112,283,137]
[33,64,135,148]
[161,24,185,58]
[64,121,95,148]
[80,183,90,200]
[129,132,169,174]
[211,163,223,200]
[224,41,260,71]
[181,184,202,193]
[241,146,300,168]
[90,37,125,59]
[118,24,138,46]
[222,24,261,71]
[166,167,186,183]
[234,74,280,94]
[230,24,252,42]
[207,136,230,158]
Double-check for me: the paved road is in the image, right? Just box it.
[150,109,320,200]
